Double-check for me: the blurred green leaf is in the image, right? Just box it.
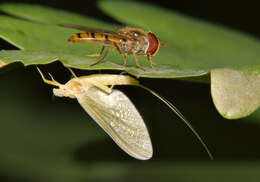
[0,2,112,27]
[0,2,259,118]
[211,68,260,119]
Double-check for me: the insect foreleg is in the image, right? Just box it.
[147,55,158,71]
[123,54,127,66]
[88,46,105,57]
[133,53,145,71]
[65,67,78,78]
[36,67,62,87]
[63,66,112,94]
[90,48,110,66]
[108,71,128,90]
[112,43,128,67]
[88,79,113,94]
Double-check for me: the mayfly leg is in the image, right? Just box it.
[108,71,129,90]
[65,66,78,79]
[65,66,113,94]
[36,67,61,87]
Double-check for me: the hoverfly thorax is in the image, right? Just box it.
[116,27,149,55]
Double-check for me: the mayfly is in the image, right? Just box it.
[60,24,164,71]
[37,67,213,160]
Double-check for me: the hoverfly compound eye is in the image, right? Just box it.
[147,32,159,56]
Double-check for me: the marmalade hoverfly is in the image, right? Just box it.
[60,24,164,71]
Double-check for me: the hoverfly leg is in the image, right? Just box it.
[90,48,109,66]
[88,46,105,57]
[147,55,159,71]
[133,54,145,71]
[123,54,127,66]
[113,43,127,67]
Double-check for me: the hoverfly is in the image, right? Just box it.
[37,67,213,160]
[60,24,164,71]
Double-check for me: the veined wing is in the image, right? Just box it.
[59,24,128,39]
[76,87,152,160]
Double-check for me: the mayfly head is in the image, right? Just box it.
[53,80,84,99]
[53,87,71,98]
[36,66,82,99]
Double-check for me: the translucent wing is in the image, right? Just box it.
[75,87,152,160]
[59,24,129,39]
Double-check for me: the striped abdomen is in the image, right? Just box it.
[68,32,123,47]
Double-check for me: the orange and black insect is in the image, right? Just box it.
[60,24,164,70]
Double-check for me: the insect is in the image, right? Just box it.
[37,67,213,160]
[60,24,164,71]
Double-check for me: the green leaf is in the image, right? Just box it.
[0,2,113,27]
[0,2,259,77]
[98,1,260,118]
[0,3,259,118]
[0,3,206,78]
[99,1,260,72]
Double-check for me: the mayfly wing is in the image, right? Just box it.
[76,87,152,160]
[59,24,129,39]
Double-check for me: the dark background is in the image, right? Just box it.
[0,0,260,181]
[1,0,260,36]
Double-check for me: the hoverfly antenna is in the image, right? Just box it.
[160,41,167,47]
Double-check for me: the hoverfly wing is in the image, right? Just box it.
[76,87,152,160]
[59,24,128,39]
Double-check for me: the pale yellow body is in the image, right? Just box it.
[51,74,140,99]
